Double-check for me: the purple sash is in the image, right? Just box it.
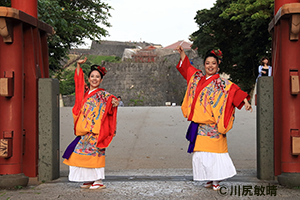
[186,121,199,153]
[62,136,81,159]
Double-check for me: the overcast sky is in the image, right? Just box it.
[81,0,216,48]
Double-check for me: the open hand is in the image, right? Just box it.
[175,45,186,60]
[76,57,88,76]
[77,57,87,65]
[244,101,253,112]
[112,98,119,107]
[175,45,183,53]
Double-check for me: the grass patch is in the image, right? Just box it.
[14,186,23,189]
[129,93,144,106]
[85,55,121,65]
[129,98,144,106]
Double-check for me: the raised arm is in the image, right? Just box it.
[72,57,88,116]
[175,45,198,81]
[76,57,87,76]
[176,45,186,61]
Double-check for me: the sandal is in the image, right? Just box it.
[204,181,212,188]
[89,183,106,190]
[213,184,220,191]
[80,182,94,189]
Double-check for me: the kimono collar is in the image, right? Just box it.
[187,73,220,121]
[205,73,219,80]
[84,88,104,99]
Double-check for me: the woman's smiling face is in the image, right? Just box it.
[88,70,102,90]
[205,56,219,76]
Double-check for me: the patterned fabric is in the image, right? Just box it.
[181,72,236,153]
[75,90,112,136]
[186,71,204,99]
[182,73,235,134]
[198,123,221,139]
[64,89,113,168]
[198,78,231,127]
[74,132,105,157]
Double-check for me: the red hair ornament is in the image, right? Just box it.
[211,49,223,61]
[97,66,107,76]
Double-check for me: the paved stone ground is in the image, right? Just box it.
[1,169,300,200]
[1,106,300,199]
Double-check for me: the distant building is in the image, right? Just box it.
[132,45,157,62]
[163,40,192,50]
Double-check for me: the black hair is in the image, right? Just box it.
[206,49,223,62]
[88,65,103,79]
[203,53,219,66]
[117,96,121,99]
[260,56,270,66]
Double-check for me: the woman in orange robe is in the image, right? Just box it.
[176,46,252,191]
[63,57,118,190]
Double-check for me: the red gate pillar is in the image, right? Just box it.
[11,0,38,18]
[270,0,300,187]
[12,0,40,178]
[0,0,53,188]
[0,18,24,175]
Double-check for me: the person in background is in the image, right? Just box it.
[257,56,272,78]
[176,45,252,191]
[117,96,124,107]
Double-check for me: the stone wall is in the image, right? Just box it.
[62,50,204,107]
[102,61,178,106]
[101,50,203,106]
[90,40,154,58]
[70,40,163,58]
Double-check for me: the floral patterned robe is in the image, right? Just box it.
[63,68,117,168]
[177,56,249,153]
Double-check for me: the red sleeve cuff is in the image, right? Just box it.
[176,56,199,82]
[176,58,188,80]
[232,85,250,109]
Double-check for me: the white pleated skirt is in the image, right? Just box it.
[192,151,236,181]
[68,166,105,182]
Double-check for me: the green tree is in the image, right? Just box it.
[39,0,112,71]
[191,0,274,93]
[58,60,90,95]
[0,0,112,71]
[0,0,8,6]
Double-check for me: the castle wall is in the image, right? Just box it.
[63,41,204,107]
[98,51,203,106]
